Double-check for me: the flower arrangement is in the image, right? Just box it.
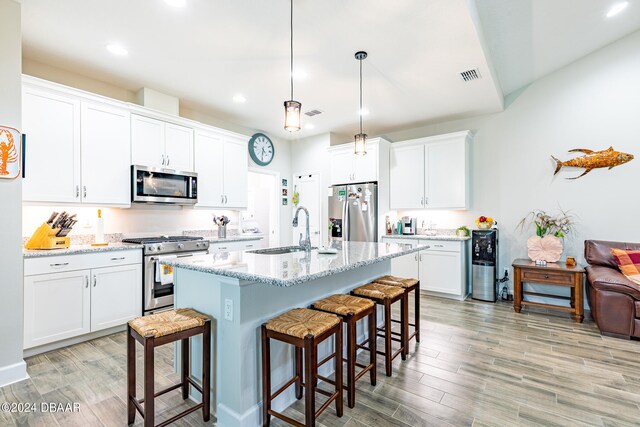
[518,210,574,238]
[475,216,494,229]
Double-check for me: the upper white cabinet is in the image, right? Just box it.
[22,85,81,203]
[131,114,194,172]
[390,131,471,210]
[194,130,248,208]
[22,80,131,206]
[328,138,386,185]
[81,101,131,205]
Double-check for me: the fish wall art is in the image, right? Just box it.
[552,146,633,179]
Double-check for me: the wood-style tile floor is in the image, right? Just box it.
[2,296,640,426]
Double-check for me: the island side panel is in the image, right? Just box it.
[174,259,390,427]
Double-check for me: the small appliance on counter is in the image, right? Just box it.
[401,217,417,235]
[471,229,499,302]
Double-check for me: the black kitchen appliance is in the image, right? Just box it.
[471,229,498,302]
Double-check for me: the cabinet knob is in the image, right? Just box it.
[544,274,549,279]
[75,185,80,198]
[85,276,89,288]
[167,155,170,166]
[83,186,87,198]
[93,276,97,287]
[161,154,166,165]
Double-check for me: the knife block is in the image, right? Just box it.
[25,223,70,250]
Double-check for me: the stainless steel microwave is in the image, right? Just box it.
[132,165,198,205]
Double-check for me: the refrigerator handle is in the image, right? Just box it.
[342,197,349,241]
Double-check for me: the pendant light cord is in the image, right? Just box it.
[359,57,363,134]
[290,0,294,101]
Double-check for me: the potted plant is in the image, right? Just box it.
[518,210,574,263]
[456,226,470,237]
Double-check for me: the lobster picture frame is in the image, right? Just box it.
[0,125,21,180]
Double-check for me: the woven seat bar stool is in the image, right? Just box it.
[352,283,408,377]
[127,308,211,427]
[311,294,377,408]
[373,275,421,351]
[262,308,343,427]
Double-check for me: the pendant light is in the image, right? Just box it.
[354,51,368,155]
[284,0,301,132]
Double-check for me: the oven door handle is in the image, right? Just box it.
[177,254,193,258]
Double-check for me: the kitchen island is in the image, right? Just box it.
[163,241,425,427]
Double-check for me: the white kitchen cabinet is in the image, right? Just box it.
[22,85,81,203]
[24,250,142,350]
[222,137,249,208]
[389,131,471,210]
[90,264,142,332]
[22,79,131,206]
[208,238,263,253]
[194,130,248,208]
[382,236,469,300]
[131,114,194,171]
[328,139,385,185]
[80,101,131,205]
[24,269,91,349]
[389,144,425,209]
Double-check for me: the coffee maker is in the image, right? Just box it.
[401,217,417,235]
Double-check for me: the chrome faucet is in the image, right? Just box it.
[292,206,312,251]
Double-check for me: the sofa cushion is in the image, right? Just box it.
[585,240,640,269]
[611,248,640,285]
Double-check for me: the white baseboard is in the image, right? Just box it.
[217,402,260,427]
[0,360,28,388]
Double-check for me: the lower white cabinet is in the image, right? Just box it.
[383,236,469,300]
[208,238,264,253]
[24,251,142,349]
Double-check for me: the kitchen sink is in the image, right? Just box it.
[246,246,317,255]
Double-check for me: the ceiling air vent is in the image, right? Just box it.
[460,68,481,82]
[305,109,323,117]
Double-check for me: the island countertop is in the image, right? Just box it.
[163,241,426,287]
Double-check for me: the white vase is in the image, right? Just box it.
[527,235,563,262]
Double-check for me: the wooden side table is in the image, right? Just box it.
[512,259,585,323]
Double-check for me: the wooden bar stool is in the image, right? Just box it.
[261,308,343,427]
[311,294,376,408]
[373,275,421,351]
[127,308,211,427]
[352,283,407,377]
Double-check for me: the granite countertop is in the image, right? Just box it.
[163,241,426,287]
[23,242,144,258]
[381,234,471,241]
[206,235,264,244]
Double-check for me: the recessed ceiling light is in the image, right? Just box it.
[106,44,128,56]
[232,94,246,103]
[305,123,315,130]
[359,108,369,116]
[607,1,628,17]
[164,0,186,7]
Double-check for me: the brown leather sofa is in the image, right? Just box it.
[585,240,640,339]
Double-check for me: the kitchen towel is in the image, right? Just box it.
[155,255,177,285]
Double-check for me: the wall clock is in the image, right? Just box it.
[248,133,274,166]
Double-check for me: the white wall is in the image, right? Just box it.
[291,133,332,244]
[383,29,640,295]
[0,0,27,387]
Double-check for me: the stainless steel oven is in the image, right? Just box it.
[122,236,209,314]
[132,165,198,205]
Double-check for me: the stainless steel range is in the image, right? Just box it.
[122,236,210,314]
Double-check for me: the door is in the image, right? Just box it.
[24,270,91,349]
[354,143,378,182]
[194,131,224,207]
[345,183,377,242]
[293,174,322,247]
[329,149,354,185]
[222,138,248,208]
[81,102,131,205]
[419,250,461,295]
[426,140,467,209]
[22,86,81,203]
[164,123,194,172]
[247,171,279,247]
[91,264,142,332]
[131,114,165,168]
[389,144,424,209]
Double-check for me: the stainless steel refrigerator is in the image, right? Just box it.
[328,183,377,242]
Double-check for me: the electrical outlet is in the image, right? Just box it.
[224,299,233,321]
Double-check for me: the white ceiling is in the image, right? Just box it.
[18,0,640,141]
